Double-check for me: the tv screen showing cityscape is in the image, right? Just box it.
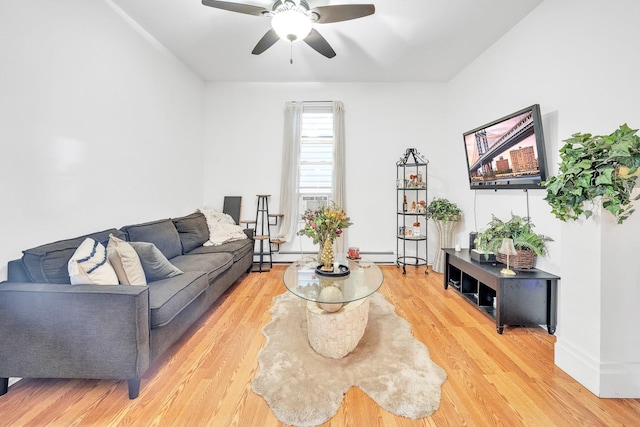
[462,105,547,190]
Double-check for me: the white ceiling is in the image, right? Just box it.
[109,0,543,82]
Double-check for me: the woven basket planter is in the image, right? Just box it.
[496,249,536,269]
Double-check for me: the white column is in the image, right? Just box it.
[554,192,640,397]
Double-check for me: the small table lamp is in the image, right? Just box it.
[499,238,517,276]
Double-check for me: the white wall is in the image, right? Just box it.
[446,0,640,397]
[0,1,205,280]
[203,82,448,262]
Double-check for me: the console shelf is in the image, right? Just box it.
[444,248,560,334]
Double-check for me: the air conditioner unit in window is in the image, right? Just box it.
[300,195,329,212]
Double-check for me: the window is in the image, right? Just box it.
[298,107,334,214]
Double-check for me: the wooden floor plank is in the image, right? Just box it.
[1,265,639,426]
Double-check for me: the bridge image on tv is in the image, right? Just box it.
[464,110,541,186]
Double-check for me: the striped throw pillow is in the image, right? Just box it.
[68,238,119,285]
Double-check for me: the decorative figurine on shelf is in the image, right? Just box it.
[403,195,408,212]
[411,201,417,213]
[417,200,426,214]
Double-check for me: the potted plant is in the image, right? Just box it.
[426,198,462,273]
[426,197,462,222]
[475,214,553,269]
[544,124,640,224]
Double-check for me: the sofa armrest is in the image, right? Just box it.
[7,260,29,282]
[0,282,150,383]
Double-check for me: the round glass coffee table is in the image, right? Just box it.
[283,256,384,359]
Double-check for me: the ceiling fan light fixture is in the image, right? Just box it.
[271,10,311,42]
[202,0,375,59]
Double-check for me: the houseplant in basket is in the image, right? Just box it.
[474,214,552,269]
[426,198,462,273]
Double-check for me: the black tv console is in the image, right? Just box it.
[443,249,560,334]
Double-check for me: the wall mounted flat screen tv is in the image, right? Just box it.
[462,104,548,190]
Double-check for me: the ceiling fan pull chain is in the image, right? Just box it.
[290,42,293,64]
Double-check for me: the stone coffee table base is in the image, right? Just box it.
[306,297,370,359]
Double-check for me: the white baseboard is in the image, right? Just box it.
[271,251,398,264]
[555,339,640,398]
[599,362,640,398]
[8,378,20,387]
[555,339,601,396]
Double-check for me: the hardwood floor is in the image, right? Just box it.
[1,265,639,426]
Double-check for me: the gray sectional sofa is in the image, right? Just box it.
[0,211,253,399]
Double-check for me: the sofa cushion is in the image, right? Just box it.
[148,271,208,328]
[170,253,233,284]
[21,229,126,284]
[172,212,209,254]
[129,241,183,282]
[68,238,119,285]
[107,234,146,286]
[120,219,182,260]
[187,238,253,262]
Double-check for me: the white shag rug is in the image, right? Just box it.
[251,292,447,427]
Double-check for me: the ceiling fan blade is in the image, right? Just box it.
[310,4,375,24]
[201,0,269,17]
[252,29,280,55]
[304,29,336,58]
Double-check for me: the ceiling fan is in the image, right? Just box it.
[202,0,375,60]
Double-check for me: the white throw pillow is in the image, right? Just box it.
[68,238,119,285]
[107,234,147,286]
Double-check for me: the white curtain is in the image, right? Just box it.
[275,100,347,255]
[332,101,348,255]
[275,101,303,242]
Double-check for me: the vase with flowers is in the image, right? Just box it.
[298,203,352,271]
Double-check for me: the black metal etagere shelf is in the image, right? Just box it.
[396,148,429,275]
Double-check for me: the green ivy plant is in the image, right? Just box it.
[426,198,462,221]
[475,214,553,257]
[543,124,640,224]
